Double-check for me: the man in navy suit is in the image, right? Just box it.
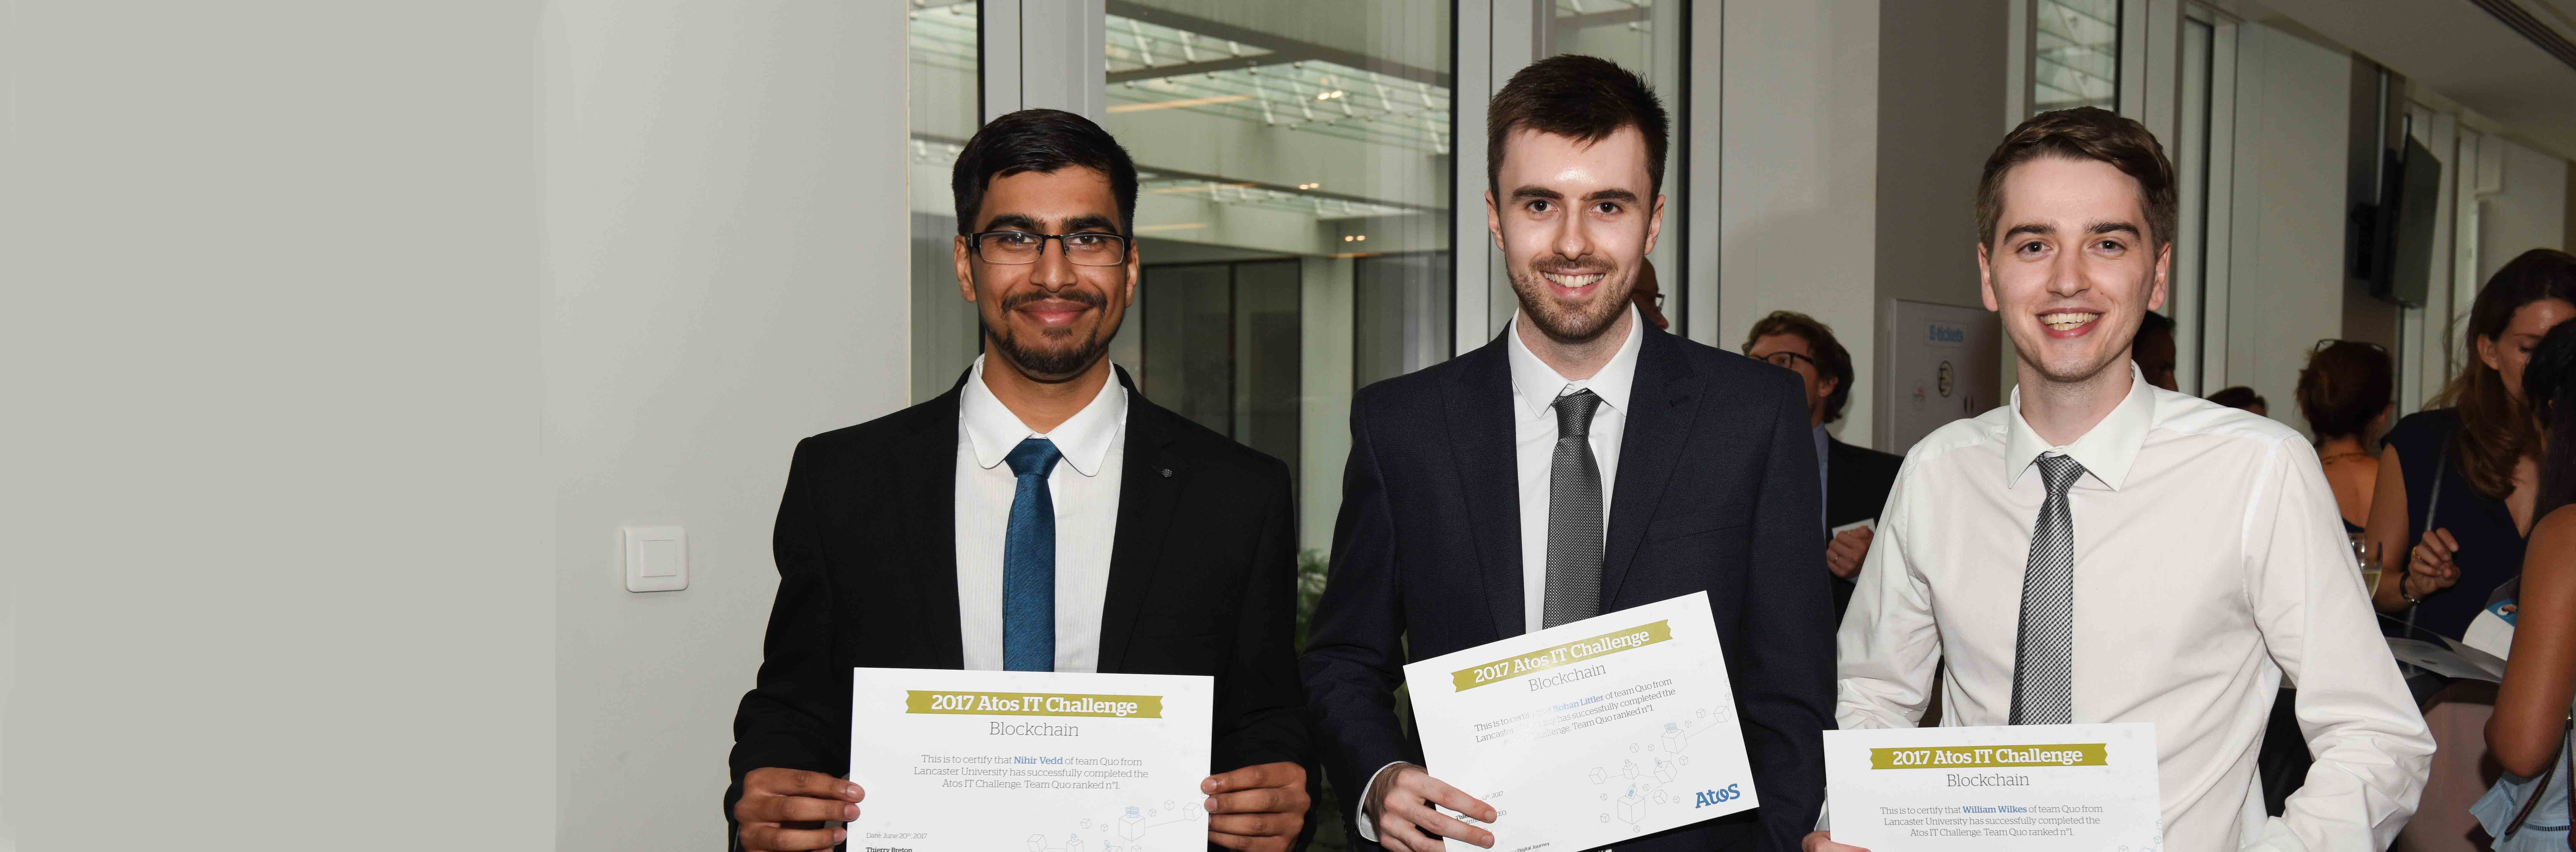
[1300,56,1834,852]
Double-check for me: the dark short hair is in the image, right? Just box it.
[2207,385,2268,413]
[2294,341,2391,439]
[951,109,1139,237]
[1975,107,2177,253]
[1487,55,1669,198]
[2525,320,2576,519]
[1742,311,1854,424]
[2136,310,2175,338]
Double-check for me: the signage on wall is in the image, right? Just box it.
[1875,299,2002,458]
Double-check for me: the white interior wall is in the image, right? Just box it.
[6,2,552,848]
[2478,138,2572,279]
[1719,0,1882,447]
[541,3,912,850]
[2224,22,2353,437]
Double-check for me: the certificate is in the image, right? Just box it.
[1404,591,1757,851]
[1824,723,2162,850]
[846,667,1212,852]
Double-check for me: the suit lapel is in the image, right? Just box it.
[1097,370,1184,673]
[1602,330,1705,605]
[896,383,967,669]
[1444,341,1526,640]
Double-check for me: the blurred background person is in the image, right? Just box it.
[1631,257,1669,330]
[2367,249,2576,637]
[1743,310,1899,617]
[2297,342,2393,534]
[2475,320,2576,850]
[2383,249,2576,852]
[2133,309,2179,391]
[2209,385,2270,417]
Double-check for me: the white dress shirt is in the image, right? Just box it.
[1508,305,1644,635]
[954,355,1126,673]
[1836,365,2433,851]
[1355,306,1644,842]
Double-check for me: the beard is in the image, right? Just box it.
[1508,257,1634,343]
[986,287,1114,380]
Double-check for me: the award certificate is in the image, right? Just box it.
[1824,723,2162,850]
[1404,591,1758,851]
[846,667,1212,852]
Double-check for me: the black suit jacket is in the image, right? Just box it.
[1299,327,1836,851]
[1823,436,1903,618]
[726,369,1311,843]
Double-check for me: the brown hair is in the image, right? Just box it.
[2435,248,2576,499]
[2294,341,2391,440]
[1974,107,2177,252]
[2208,385,2268,412]
[1487,55,1670,198]
[1742,311,1853,424]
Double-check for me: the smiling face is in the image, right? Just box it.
[2479,298,2576,402]
[1978,155,2171,389]
[1487,125,1664,345]
[951,167,1138,382]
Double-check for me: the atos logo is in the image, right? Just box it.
[1928,324,1966,343]
[1692,784,1743,807]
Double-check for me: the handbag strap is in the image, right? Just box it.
[2500,713,2574,841]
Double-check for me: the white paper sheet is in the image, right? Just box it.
[1825,723,2163,850]
[845,667,1212,852]
[1403,591,1757,851]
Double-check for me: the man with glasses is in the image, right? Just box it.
[1742,312,1902,617]
[725,109,1314,852]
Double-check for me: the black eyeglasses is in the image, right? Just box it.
[968,230,1131,266]
[1757,351,1817,370]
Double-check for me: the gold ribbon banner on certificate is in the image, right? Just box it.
[1867,743,2109,770]
[1449,620,1675,692]
[903,691,1164,718]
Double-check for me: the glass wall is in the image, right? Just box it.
[908,0,983,399]
[1100,0,1456,563]
[2035,0,2120,113]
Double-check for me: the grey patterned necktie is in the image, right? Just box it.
[2010,453,2086,726]
[1542,389,1606,629]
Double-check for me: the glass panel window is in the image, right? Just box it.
[2035,0,2120,113]
[1100,1,1456,575]
[908,0,983,400]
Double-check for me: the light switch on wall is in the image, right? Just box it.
[622,525,688,592]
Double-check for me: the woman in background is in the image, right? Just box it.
[2476,320,2576,849]
[2209,385,2270,417]
[2299,341,2394,534]
[2367,248,2576,638]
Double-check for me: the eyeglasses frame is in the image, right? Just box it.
[966,229,1133,267]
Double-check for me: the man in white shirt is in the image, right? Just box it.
[1806,108,2432,851]
[727,108,1313,852]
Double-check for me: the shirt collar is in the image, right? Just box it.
[959,354,1127,477]
[2001,362,2158,490]
[1504,304,1645,421]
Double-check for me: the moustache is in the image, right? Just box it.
[1001,289,1107,312]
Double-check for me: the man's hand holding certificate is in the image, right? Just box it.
[1390,592,1759,851]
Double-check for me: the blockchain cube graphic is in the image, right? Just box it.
[1653,756,1678,784]
[1588,766,1606,784]
[1620,760,1639,780]
[1616,789,1645,824]
[1027,834,1047,852]
[1118,806,1145,841]
[1068,836,1084,852]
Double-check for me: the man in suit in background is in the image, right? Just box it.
[1742,312,1903,617]
[1301,55,1835,852]
[726,109,1312,852]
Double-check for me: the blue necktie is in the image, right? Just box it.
[1002,438,1063,672]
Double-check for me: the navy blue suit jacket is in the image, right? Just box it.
[1299,326,1836,851]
